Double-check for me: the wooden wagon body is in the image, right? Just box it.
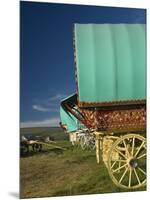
[60,24,146,189]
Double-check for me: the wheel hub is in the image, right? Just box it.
[129,158,138,168]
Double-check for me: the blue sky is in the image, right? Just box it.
[20,1,146,127]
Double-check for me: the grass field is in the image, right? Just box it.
[20,127,146,199]
[20,127,68,140]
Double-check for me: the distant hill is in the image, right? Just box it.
[20,127,69,141]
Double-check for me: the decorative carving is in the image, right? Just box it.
[73,30,79,96]
[78,99,146,108]
[80,106,146,131]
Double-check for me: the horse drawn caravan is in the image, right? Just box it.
[60,24,146,189]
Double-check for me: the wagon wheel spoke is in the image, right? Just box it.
[119,167,128,183]
[134,141,145,157]
[113,163,128,173]
[133,168,141,185]
[123,139,130,157]
[131,137,135,156]
[137,153,146,160]
[138,167,146,176]
[111,161,117,169]
[128,168,132,187]
[111,159,126,169]
[115,147,127,159]
[115,159,126,162]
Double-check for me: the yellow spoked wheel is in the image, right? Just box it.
[107,134,146,189]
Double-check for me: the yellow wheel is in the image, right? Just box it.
[107,134,146,189]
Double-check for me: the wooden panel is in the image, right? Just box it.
[80,105,146,131]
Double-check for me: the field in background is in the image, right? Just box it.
[20,127,146,198]
[20,127,69,141]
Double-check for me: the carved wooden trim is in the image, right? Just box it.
[78,99,146,108]
[80,106,146,131]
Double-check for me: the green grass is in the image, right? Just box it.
[20,139,146,199]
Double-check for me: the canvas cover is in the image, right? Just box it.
[74,24,146,105]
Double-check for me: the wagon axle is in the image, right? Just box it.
[128,158,138,168]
